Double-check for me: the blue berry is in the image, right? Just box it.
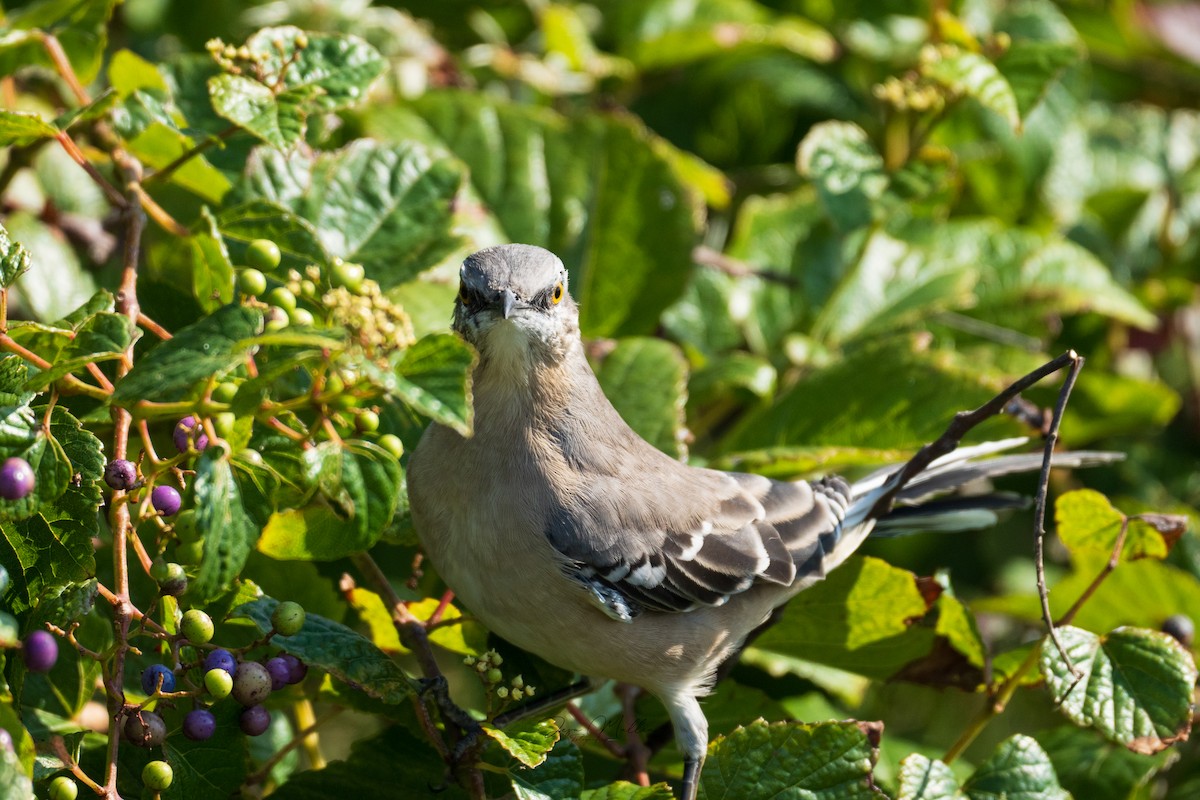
[173,415,209,453]
[141,664,176,695]
[103,459,138,490]
[23,630,57,672]
[280,653,307,685]
[265,656,290,690]
[204,648,237,674]
[151,485,182,516]
[239,704,270,736]
[183,708,216,741]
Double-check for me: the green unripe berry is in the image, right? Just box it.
[213,412,237,439]
[485,667,502,683]
[149,559,171,582]
[324,374,345,395]
[289,307,314,326]
[356,409,380,433]
[237,268,268,297]
[142,760,174,791]
[213,381,239,403]
[176,538,204,565]
[266,286,296,313]
[205,667,234,699]
[246,239,282,271]
[330,392,357,411]
[174,509,198,542]
[378,434,404,459]
[264,307,289,332]
[48,776,78,800]
[0,610,19,647]
[181,609,214,644]
[271,601,305,636]
[300,279,318,298]
[330,259,366,293]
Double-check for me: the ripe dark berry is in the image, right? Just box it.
[271,601,305,636]
[142,760,173,790]
[123,710,167,748]
[173,415,209,453]
[232,661,272,706]
[141,664,177,695]
[205,668,233,699]
[237,268,268,296]
[265,657,291,690]
[239,704,270,736]
[0,457,34,500]
[22,630,58,672]
[48,776,78,800]
[280,653,307,685]
[181,609,214,644]
[204,648,237,674]
[1163,614,1195,647]
[183,708,217,741]
[151,485,182,516]
[103,459,138,490]
[245,239,282,271]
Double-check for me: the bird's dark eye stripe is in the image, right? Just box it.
[458,284,484,307]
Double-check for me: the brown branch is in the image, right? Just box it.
[1032,353,1085,679]
[53,131,127,209]
[144,125,240,186]
[137,312,172,341]
[567,702,624,758]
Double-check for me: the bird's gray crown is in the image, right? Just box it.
[461,244,567,300]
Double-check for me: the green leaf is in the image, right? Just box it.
[159,702,248,800]
[266,726,459,799]
[236,140,463,288]
[0,737,33,800]
[896,753,965,800]
[595,338,689,459]
[924,50,1020,130]
[798,121,888,230]
[700,719,884,800]
[488,718,560,769]
[750,557,937,681]
[389,332,476,436]
[22,312,136,391]
[233,596,413,704]
[0,110,58,146]
[144,208,236,313]
[191,450,260,602]
[3,212,96,320]
[113,304,263,404]
[1038,725,1172,800]
[0,404,72,524]
[0,0,120,84]
[724,338,1016,452]
[0,222,32,288]
[962,734,1069,800]
[1056,489,1182,561]
[245,26,385,111]
[1040,625,1197,754]
[509,738,583,800]
[257,441,402,560]
[995,41,1081,118]
[209,74,309,149]
[368,92,701,336]
[581,784,675,800]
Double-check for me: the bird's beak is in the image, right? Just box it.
[501,288,516,320]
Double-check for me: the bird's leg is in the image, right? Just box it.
[680,758,702,800]
[492,677,596,727]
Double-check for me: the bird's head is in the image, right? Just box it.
[453,244,578,370]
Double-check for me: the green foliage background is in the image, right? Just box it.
[0,0,1197,798]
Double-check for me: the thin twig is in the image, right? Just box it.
[137,312,172,341]
[1032,353,1085,679]
[245,706,343,785]
[145,125,240,186]
[566,702,625,758]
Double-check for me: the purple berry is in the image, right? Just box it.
[141,664,176,695]
[22,630,57,672]
[123,710,167,748]
[265,657,291,691]
[151,485,182,516]
[239,704,270,736]
[183,708,217,741]
[232,661,272,706]
[174,416,208,453]
[103,459,138,491]
[280,653,307,685]
[204,648,237,674]
[0,457,34,500]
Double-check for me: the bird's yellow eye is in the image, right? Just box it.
[552,282,564,304]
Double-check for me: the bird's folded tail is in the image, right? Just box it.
[822,437,1121,571]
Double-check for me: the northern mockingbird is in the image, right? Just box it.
[408,244,1116,799]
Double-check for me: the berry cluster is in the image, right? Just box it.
[464,649,536,709]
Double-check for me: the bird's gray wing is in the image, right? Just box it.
[543,467,853,619]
